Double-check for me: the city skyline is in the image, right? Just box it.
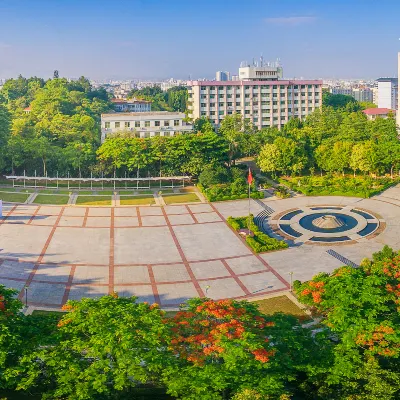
[1,0,400,80]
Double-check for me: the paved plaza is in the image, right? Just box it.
[1,185,400,309]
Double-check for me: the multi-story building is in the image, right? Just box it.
[375,77,398,110]
[111,98,151,112]
[187,60,322,130]
[352,88,374,103]
[216,71,230,81]
[330,87,353,96]
[101,112,193,142]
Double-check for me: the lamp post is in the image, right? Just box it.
[289,272,294,292]
[24,285,28,307]
[205,285,211,296]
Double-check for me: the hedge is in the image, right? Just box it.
[227,215,288,253]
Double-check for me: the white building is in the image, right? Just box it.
[375,78,398,110]
[187,59,322,130]
[216,71,230,81]
[111,98,151,112]
[101,112,193,142]
[330,87,353,96]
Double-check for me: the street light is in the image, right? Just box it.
[24,285,28,307]
[289,272,294,292]
[205,285,211,295]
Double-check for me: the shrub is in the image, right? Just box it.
[227,215,288,253]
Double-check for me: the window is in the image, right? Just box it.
[273,109,278,113]
[308,92,313,96]
[236,94,240,98]
[245,102,250,106]
[273,101,278,105]
[201,95,207,99]
[273,85,277,89]
[144,132,150,138]
[227,102,233,106]
[227,111,233,114]
[253,102,258,106]
[280,101,285,105]
[219,111,224,115]
[245,94,250,98]
[219,94,224,99]
[301,100,305,104]
[253,117,258,122]
[154,132,160,136]
[273,93,277,97]
[115,122,120,128]
[210,111,215,115]
[245,110,250,114]
[262,101,270,105]
[201,86,206,90]
[164,120,170,127]
[174,120,180,126]
[164,132,170,137]
[210,95,215,99]
[105,122,110,128]
[280,85,286,89]
[125,122,130,128]
[201,111,206,116]
[145,121,150,127]
[245,85,250,89]
[236,102,241,106]
[210,86,215,90]
[308,85,312,88]
[301,85,306,89]
[201,103,206,107]
[294,85,299,89]
[155,120,160,127]
[219,103,224,107]
[227,94,232,98]
[227,86,232,90]
[135,121,140,128]
[302,108,306,112]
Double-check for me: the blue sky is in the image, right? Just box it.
[0,0,399,80]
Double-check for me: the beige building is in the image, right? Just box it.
[101,112,193,142]
[187,60,322,129]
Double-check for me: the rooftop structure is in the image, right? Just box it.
[111,98,151,113]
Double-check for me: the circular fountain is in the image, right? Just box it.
[312,215,345,229]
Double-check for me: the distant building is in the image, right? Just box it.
[23,106,31,114]
[375,78,398,110]
[351,88,373,103]
[363,108,395,120]
[330,87,353,96]
[397,53,400,128]
[187,58,322,130]
[111,98,151,113]
[101,112,193,142]
[216,71,230,81]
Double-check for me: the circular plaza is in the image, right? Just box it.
[1,184,400,310]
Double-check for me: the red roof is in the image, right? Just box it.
[23,106,31,111]
[363,108,394,115]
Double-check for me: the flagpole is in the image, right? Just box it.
[248,168,251,232]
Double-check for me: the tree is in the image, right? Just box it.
[14,295,171,399]
[350,141,378,176]
[322,92,361,110]
[162,298,320,400]
[294,246,400,399]
[193,117,215,133]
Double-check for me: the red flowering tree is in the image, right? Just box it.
[294,245,400,398]
[162,298,321,400]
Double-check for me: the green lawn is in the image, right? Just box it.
[0,187,34,193]
[162,193,200,204]
[76,195,112,206]
[33,194,70,205]
[0,191,29,203]
[253,295,310,321]
[120,195,155,206]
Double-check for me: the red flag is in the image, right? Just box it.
[247,168,253,185]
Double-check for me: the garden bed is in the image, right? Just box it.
[33,194,70,205]
[75,196,112,206]
[227,215,288,253]
[0,191,29,203]
[279,175,399,198]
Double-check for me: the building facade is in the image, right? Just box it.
[330,87,353,96]
[111,98,151,112]
[188,60,322,130]
[101,112,193,142]
[352,88,373,103]
[188,80,322,130]
[216,71,230,81]
[375,78,398,110]
[363,108,396,121]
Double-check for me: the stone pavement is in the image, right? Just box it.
[1,186,400,309]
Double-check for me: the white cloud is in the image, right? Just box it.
[264,16,317,26]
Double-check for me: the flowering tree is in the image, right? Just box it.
[294,245,400,398]
[13,294,171,399]
[162,298,320,400]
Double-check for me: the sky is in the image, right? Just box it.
[0,0,399,80]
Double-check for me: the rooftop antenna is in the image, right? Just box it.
[260,54,264,67]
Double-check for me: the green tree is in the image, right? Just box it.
[350,141,378,176]
[14,295,171,399]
